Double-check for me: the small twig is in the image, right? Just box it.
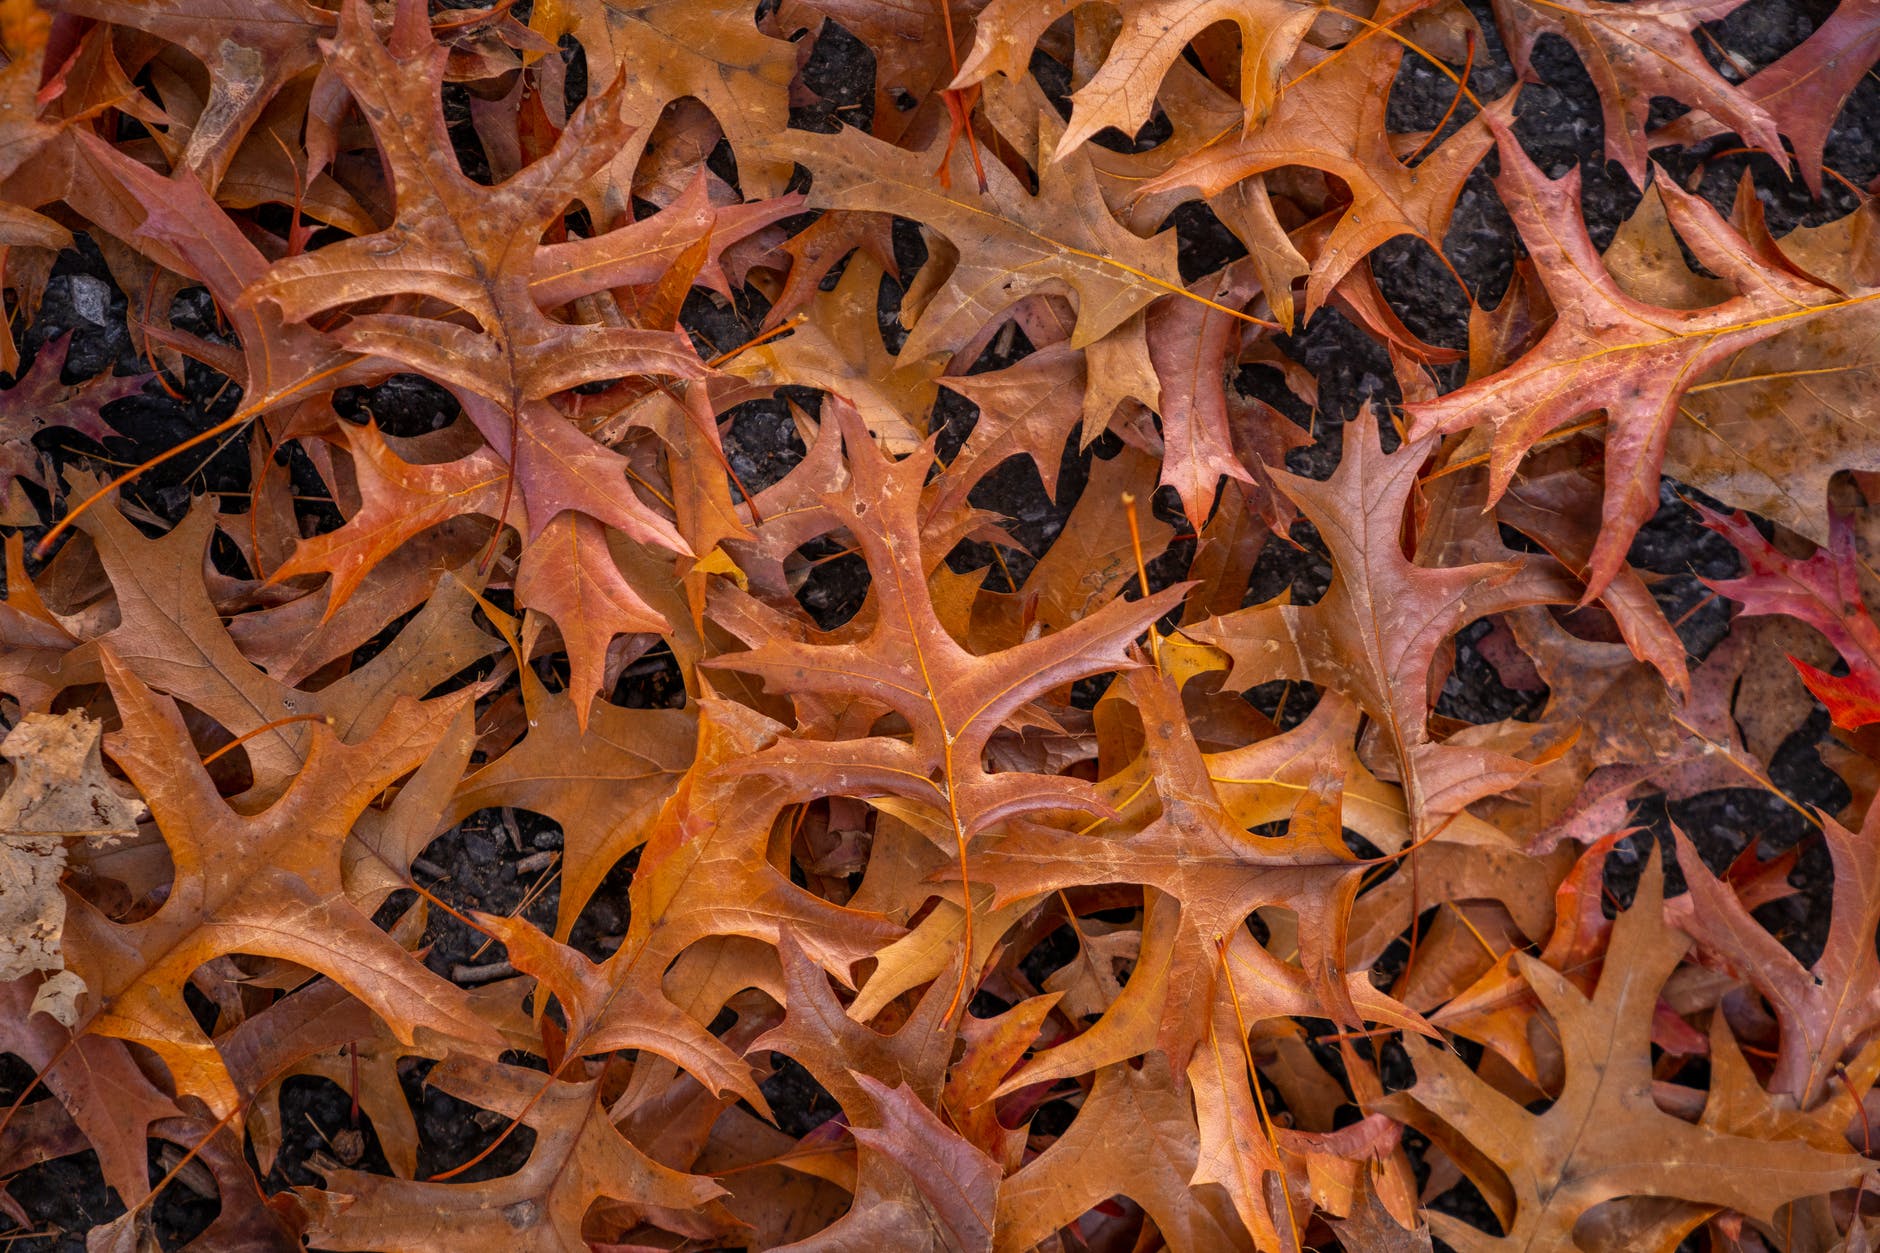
[450,960,517,985]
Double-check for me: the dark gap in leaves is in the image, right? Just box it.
[724,397,809,496]
[1139,484,1196,634]
[1372,235,1473,349]
[679,286,763,361]
[949,426,1106,590]
[793,536,871,628]
[1280,311,1398,437]
[568,848,642,964]
[1243,516,1334,607]
[1241,678,1322,729]
[441,82,497,187]
[798,20,877,134]
[965,317,1040,375]
[706,136,744,195]
[141,1139,219,1244]
[1675,785,1834,965]
[1437,618,1549,723]
[1068,671,1115,710]
[1601,820,1671,912]
[757,1056,844,1137]
[930,385,981,465]
[0,1152,125,1244]
[1018,920,1081,991]
[1341,827,1387,860]
[333,374,462,435]
[1027,1096,1081,1137]
[1629,478,1741,659]
[408,1068,538,1184]
[1368,934,1413,994]
[414,808,564,979]
[1085,101,1175,155]
[275,437,342,538]
[265,1075,400,1190]
[1028,51,1074,123]
[1164,199,1249,283]
[1443,164,1520,311]
[27,239,139,379]
[559,34,589,114]
[969,990,1014,1018]
[180,979,219,1035]
[610,643,688,710]
[1510,35,1644,247]
[1426,1171,1506,1243]
[205,525,251,581]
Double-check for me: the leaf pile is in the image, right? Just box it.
[0,0,1877,1247]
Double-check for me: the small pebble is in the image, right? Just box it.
[67,275,113,327]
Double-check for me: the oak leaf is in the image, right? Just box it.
[244,0,702,559]
[1485,0,1784,184]
[1609,191,1880,546]
[1402,852,1871,1251]
[767,89,1184,359]
[448,667,695,939]
[1138,40,1503,319]
[1404,122,1868,597]
[61,651,502,1116]
[1653,0,1880,195]
[56,0,332,190]
[295,1053,734,1251]
[996,1052,1252,1253]
[1702,507,1880,730]
[1187,417,1570,832]
[952,0,1327,157]
[1672,795,1880,1107]
[528,0,797,198]
[711,405,1186,852]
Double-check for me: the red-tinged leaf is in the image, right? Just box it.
[57,0,333,190]
[244,0,708,416]
[272,422,514,611]
[1404,119,1863,598]
[0,978,179,1205]
[516,512,669,726]
[293,1054,735,1249]
[1655,0,1880,195]
[65,651,501,1116]
[1792,657,1880,729]
[1672,797,1880,1106]
[847,1075,999,1252]
[1404,852,1870,1251]
[1187,415,1575,832]
[1137,39,1505,318]
[1146,261,1261,530]
[82,128,368,412]
[1701,507,1880,730]
[1488,0,1786,183]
